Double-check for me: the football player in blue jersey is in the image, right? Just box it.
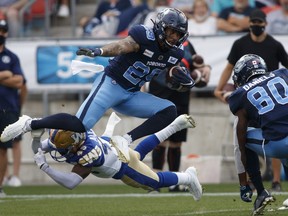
[1,8,195,147]
[228,54,288,215]
[32,113,202,201]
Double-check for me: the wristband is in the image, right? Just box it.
[40,163,49,171]
[94,48,103,56]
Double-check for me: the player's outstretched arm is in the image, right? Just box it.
[34,148,90,189]
[76,36,140,58]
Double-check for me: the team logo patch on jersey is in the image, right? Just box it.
[143,25,155,41]
[2,55,11,64]
[143,49,154,58]
[168,56,178,64]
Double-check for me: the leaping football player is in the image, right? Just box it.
[1,8,194,146]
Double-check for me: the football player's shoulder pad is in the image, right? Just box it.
[129,24,155,45]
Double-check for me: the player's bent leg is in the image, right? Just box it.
[154,114,196,143]
[1,115,32,142]
[120,150,160,190]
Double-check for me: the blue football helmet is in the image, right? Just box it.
[232,54,267,88]
[153,8,188,50]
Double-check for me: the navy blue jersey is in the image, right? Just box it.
[0,47,24,111]
[229,68,288,140]
[105,24,184,92]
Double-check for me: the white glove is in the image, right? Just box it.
[34,148,48,170]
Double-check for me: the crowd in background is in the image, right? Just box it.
[76,0,288,38]
[0,0,287,38]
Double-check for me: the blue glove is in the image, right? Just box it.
[76,47,102,57]
[240,185,253,202]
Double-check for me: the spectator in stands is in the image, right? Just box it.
[256,0,279,9]
[187,0,217,36]
[217,0,255,33]
[214,9,288,192]
[80,0,151,37]
[266,0,288,34]
[258,0,281,14]
[143,0,170,27]
[211,0,255,17]
[57,0,69,18]
[79,0,132,36]
[0,0,28,37]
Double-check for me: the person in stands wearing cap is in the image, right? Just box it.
[0,19,26,197]
[214,8,288,192]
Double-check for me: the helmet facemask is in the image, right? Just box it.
[153,8,188,51]
[48,129,86,162]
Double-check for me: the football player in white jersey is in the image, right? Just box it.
[32,113,202,201]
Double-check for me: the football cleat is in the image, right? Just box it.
[185,166,202,201]
[252,189,275,216]
[1,115,32,142]
[172,114,196,131]
[277,198,288,210]
[110,135,130,163]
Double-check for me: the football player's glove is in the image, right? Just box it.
[76,47,102,57]
[167,66,195,92]
[240,184,253,202]
[34,148,48,170]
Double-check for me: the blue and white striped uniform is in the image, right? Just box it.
[47,129,179,190]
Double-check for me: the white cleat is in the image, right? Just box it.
[1,115,32,142]
[185,166,202,201]
[172,114,196,131]
[110,135,130,163]
[278,198,288,211]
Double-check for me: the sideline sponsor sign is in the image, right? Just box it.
[6,35,288,91]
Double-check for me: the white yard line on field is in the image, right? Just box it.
[2,192,288,199]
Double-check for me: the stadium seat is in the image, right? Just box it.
[20,0,57,37]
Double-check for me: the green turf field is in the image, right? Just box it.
[1,182,288,216]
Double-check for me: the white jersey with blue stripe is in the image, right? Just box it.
[48,130,122,178]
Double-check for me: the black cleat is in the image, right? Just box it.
[252,189,275,216]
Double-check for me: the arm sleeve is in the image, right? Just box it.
[233,117,245,174]
[41,165,83,189]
